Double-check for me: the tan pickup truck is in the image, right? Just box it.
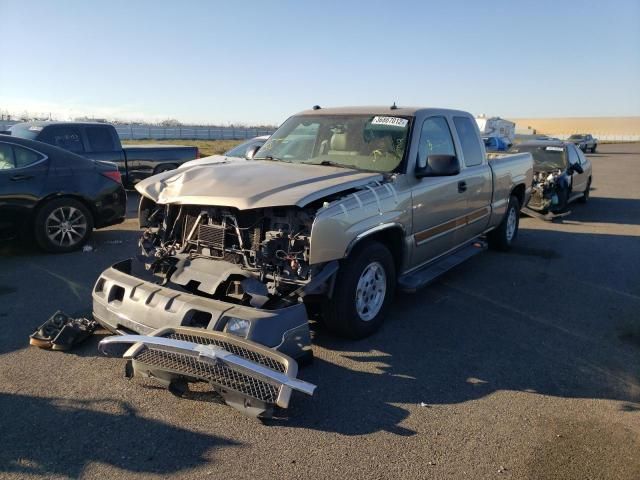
[93,106,532,416]
[95,105,533,344]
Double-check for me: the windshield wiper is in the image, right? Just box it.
[304,160,353,169]
[254,155,291,163]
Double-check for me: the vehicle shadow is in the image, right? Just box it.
[275,221,640,435]
[562,197,640,226]
[0,229,141,257]
[0,230,142,356]
[275,275,640,435]
[0,393,240,478]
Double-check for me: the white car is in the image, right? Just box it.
[180,135,269,169]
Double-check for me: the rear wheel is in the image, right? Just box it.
[591,144,597,153]
[34,198,93,253]
[323,241,396,339]
[487,195,520,251]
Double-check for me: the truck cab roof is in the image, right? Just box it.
[295,106,472,118]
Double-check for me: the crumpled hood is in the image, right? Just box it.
[178,154,240,170]
[135,160,383,209]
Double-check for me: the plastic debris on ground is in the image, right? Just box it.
[29,311,99,351]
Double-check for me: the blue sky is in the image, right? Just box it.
[1,0,638,124]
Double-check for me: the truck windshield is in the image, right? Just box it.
[568,134,585,140]
[254,114,411,173]
[511,145,567,171]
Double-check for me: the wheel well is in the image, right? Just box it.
[154,163,177,174]
[511,183,525,207]
[350,227,404,273]
[34,194,96,222]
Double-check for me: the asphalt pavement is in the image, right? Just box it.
[1,143,639,480]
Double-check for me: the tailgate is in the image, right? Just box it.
[99,326,315,418]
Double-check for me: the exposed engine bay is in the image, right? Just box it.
[529,169,571,213]
[138,199,327,310]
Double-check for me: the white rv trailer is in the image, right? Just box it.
[475,116,516,142]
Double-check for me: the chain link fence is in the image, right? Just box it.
[0,121,275,140]
[1,121,638,142]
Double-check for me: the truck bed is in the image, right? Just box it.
[488,152,534,224]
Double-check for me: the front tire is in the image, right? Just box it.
[487,195,520,251]
[323,241,396,339]
[578,178,591,203]
[34,198,93,253]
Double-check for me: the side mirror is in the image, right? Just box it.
[569,162,584,174]
[416,154,460,178]
[245,145,261,160]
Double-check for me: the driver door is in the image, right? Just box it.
[411,116,467,266]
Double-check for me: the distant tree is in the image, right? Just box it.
[160,118,182,127]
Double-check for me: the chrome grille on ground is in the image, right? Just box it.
[135,348,279,403]
[163,331,287,373]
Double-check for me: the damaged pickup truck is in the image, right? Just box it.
[94,106,532,416]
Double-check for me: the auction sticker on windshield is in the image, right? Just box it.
[545,146,564,151]
[371,116,408,128]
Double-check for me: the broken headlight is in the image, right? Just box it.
[224,317,251,338]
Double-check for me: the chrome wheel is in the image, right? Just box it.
[45,206,88,247]
[355,261,387,321]
[505,206,517,242]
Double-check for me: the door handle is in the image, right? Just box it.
[10,174,34,181]
[458,181,467,193]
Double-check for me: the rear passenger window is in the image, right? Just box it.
[0,143,15,169]
[14,145,44,168]
[418,116,456,166]
[39,126,85,153]
[86,127,116,152]
[453,116,483,167]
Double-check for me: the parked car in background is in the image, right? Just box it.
[483,136,511,152]
[567,133,597,153]
[8,122,198,186]
[509,140,592,214]
[178,135,269,170]
[0,135,126,252]
[223,135,269,158]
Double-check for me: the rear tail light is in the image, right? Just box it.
[101,170,122,184]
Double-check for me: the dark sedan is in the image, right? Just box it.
[0,135,126,253]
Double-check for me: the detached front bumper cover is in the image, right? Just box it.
[99,327,316,418]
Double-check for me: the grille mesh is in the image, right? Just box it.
[198,223,226,249]
[164,332,286,373]
[530,190,545,208]
[135,348,279,403]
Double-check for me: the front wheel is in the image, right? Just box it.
[34,198,93,253]
[323,241,396,339]
[578,178,591,203]
[487,195,520,251]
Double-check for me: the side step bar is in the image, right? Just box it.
[398,240,487,293]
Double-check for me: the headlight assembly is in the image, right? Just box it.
[224,317,251,338]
